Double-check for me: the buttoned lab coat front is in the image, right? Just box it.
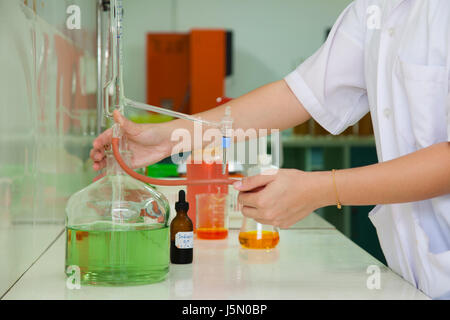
[285,0,450,299]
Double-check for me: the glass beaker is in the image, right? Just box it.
[65,150,170,286]
[196,193,228,239]
[187,161,229,231]
[239,218,279,250]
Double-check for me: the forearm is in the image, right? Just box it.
[319,142,450,207]
[168,80,310,143]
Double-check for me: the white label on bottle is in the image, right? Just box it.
[175,232,194,249]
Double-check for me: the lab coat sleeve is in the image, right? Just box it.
[285,0,369,135]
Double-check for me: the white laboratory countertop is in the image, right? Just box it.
[0,210,64,298]
[2,225,429,300]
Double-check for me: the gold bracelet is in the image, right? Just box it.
[331,169,342,210]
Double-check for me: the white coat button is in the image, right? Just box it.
[384,108,392,118]
[388,28,395,37]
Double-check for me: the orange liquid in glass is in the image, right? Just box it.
[238,230,280,249]
[197,228,228,240]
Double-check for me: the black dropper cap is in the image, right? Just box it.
[175,190,189,212]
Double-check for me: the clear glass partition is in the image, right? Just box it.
[0,0,98,297]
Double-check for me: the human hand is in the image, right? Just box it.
[90,110,175,171]
[234,169,334,229]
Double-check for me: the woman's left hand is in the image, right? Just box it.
[234,169,333,229]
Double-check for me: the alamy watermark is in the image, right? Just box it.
[367,5,382,30]
[366,265,381,290]
[66,5,81,30]
[66,265,81,290]
[170,121,280,173]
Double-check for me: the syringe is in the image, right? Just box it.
[221,106,233,175]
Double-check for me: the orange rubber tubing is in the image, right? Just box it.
[112,137,238,186]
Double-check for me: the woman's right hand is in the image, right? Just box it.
[90,110,174,171]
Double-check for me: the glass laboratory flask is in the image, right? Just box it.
[239,218,280,250]
[65,150,170,286]
[238,155,280,250]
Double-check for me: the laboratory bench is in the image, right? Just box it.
[1,213,428,300]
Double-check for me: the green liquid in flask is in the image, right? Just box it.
[65,221,169,286]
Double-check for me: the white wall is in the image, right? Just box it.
[122,0,353,102]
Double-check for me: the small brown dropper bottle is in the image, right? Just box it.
[170,190,193,264]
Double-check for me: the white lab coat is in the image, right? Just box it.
[285,0,450,299]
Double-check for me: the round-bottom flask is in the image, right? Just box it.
[65,151,170,286]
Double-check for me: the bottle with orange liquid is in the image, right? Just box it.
[238,154,280,249]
